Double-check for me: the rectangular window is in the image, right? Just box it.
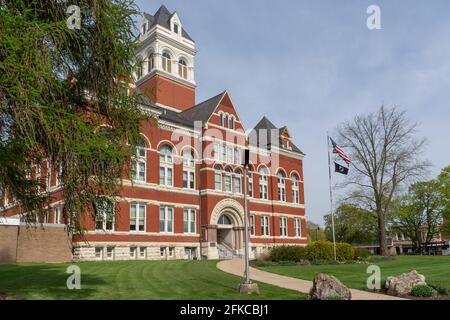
[169,247,174,257]
[234,148,241,164]
[130,247,137,258]
[160,247,166,257]
[261,216,270,236]
[95,247,103,259]
[160,207,174,233]
[106,247,114,259]
[54,207,62,224]
[215,171,222,191]
[221,144,227,162]
[139,247,147,258]
[174,24,179,34]
[294,218,301,238]
[225,174,232,192]
[233,175,241,193]
[183,209,196,234]
[130,203,146,232]
[250,215,255,236]
[226,146,233,163]
[248,173,253,198]
[280,217,288,237]
[213,143,219,161]
[95,199,114,231]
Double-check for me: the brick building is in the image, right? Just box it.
[0,5,306,263]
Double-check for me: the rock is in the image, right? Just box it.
[308,273,352,300]
[385,270,427,296]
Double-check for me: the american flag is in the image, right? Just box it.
[330,138,351,165]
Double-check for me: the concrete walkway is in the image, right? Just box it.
[217,259,406,300]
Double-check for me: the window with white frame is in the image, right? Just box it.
[148,53,155,72]
[160,247,166,257]
[159,145,173,186]
[224,114,229,128]
[294,218,301,238]
[214,165,223,191]
[234,147,241,165]
[56,162,63,186]
[131,138,146,182]
[229,116,234,129]
[95,198,114,231]
[137,58,144,78]
[169,247,174,257]
[248,171,253,197]
[234,170,242,193]
[35,162,41,179]
[219,113,224,127]
[130,203,146,232]
[213,143,220,161]
[224,167,232,192]
[106,247,114,259]
[139,247,147,258]
[182,150,195,189]
[159,207,174,233]
[221,144,226,162]
[280,217,288,237]
[277,171,286,202]
[173,23,179,34]
[46,160,51,191]
[178,59,187,79]
[162,52,171,73]
[130,246,137,259]
[226,145,233,163]
[250,215,255,236]
[259,168,269,200]
[261,215,270,236]
[292,174,300,204]
[54,206,62,224]
[183,208,196,234]
[95,247,103,259]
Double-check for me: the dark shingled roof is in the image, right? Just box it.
[144,5,194,42]
[179,91,226,123]
[250,116,304,155]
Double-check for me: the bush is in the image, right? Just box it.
[353,248,370,260]
[410,285,437,297]
[269,245,306,262]
[304,241,334,261]
[336,243,355,261]
[429,284,449,296]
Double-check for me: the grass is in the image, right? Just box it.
[0,260,304,300]
[255,256,450,291]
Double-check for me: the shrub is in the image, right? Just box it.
[269,245,306,262]
[353,248,370,260]
[410,285,437,297]
[429,284,449,296]
[336,243,355,261]
[304,241,334,261]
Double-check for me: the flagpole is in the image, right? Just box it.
[327,133,337,261]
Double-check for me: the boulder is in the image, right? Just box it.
[385,270,427,296]
[309,273,352,300]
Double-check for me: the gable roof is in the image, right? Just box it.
[143,5,194,42]
[250,117,304,155]
[180,91,226,123]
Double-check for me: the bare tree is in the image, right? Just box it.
[336,106,429,255]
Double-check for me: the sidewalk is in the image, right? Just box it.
[217,259,406,300]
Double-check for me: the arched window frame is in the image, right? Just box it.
[214,165,223,191]
[131,138,147,182]
[259,168,269,200]
[219,112,224,127]
[233,169,242,194]
[159,145,173,186]
[162,52,172,73]
[218,214,232,225]
[224,167,232,192]
[182,150,195,189]
[224,113,229,128]
[136,58,144,79]
[277,171,286,202]
[148,52,155,72]
[178,58,188,79]
[229,116,234,130]
[247,170,254,198]
[292,174,300,204]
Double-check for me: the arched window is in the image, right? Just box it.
[182,150,195,189]
[218,214,232,225]
[214,165,223,191]
[229,116,234,130]
[277,171,286,202]
[259,167,268,200]
[136,58,144,79]
[131,138,146,181]
[224,114,229,128]
[247,170,253,197]
[234,169,242,193]
[162,52,172,73]
[148,53,155,72]
[159,145,173,186]
[224,167,232,192]
[292,174,300,204]
[219,112,224,127]
[178,59,188,79]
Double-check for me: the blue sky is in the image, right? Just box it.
[136,0,450,225]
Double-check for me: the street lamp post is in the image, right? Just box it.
[238,149,259,294]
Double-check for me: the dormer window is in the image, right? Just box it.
[173,23,179,34]
[229,116,234,130]
[142,22,147,35]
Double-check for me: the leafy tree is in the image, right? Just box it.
[324,203,378,244]
[437,166,450,236]
[307,221,326,242]
[336,106,429,255]
[0,0,147,234]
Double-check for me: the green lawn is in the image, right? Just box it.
[255,256,450,291]
[0,260,304,300]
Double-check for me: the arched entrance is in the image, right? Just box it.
[217,213,235,251]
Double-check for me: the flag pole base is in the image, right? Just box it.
[238,282,259,294]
